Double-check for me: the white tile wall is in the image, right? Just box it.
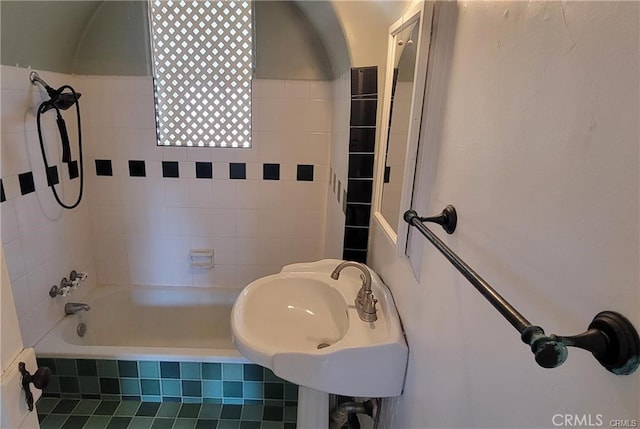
[1,65,346,347]
[1,66,98,347]
[79,75,333,288]
[324,70,351,259]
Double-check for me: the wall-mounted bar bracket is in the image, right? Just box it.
[404,206,640,375]
[411,205,457,234]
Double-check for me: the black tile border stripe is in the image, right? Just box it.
[95,159,113,176]
[263,163,280,181]
[162,161,180,178]
[296,164,314,182]
[18,171,35,195]
[195,162,213,179]
[128,160,146,177]
[68,160,79,180]
[229,163,246,180]
[47,166,60,186]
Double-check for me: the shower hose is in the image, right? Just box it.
[36,85,84,209]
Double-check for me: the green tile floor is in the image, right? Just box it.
[36,398,297,429]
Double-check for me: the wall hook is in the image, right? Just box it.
[18,362,50,411]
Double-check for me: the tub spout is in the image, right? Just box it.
[65,302,90,315]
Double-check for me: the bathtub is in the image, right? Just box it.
[35,285,247,363]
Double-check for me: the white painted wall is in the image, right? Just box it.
[370,2,639,428]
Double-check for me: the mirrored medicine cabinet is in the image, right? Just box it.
[373,2,434,251]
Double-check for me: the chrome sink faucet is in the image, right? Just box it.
[65,302,90,315]
[330,261,378,322]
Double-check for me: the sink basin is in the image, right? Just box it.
[231,259,408,397]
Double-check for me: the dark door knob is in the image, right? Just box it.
[18,362,50,411]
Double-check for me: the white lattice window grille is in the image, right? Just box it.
[149,0,252,147]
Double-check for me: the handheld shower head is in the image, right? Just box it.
[30,71,81,112]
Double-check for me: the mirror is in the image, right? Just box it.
[374,2,434,246]
[380,21,420,233]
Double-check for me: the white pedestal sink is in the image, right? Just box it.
[231,259,408,397]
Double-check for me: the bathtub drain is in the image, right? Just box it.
[77,322,87,337]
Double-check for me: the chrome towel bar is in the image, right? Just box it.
[404,206,640,375]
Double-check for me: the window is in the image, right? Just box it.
[148,0,253,147]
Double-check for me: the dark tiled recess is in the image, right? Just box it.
[350,100,377,126]
[346,180,373,203]
[195,162,213,179]
[128,160,146,177]
[296,164,314,181]
[229,163,246,179]
[162,161,179,178]
[118,361,139,378]
[351,67,378,96]
[343,66,378,263]
[343,249,367,263]
[349,127,376,153]
[0,179,5,202]
[18,171,35,195]
[160,362,180,379]
[68,160,79,179]
[47,165,60,186]
[348,154,375,178]
[346,204,372,227]
[344,227,369,250]
[95,159,113,176]
[263,163,280,180]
